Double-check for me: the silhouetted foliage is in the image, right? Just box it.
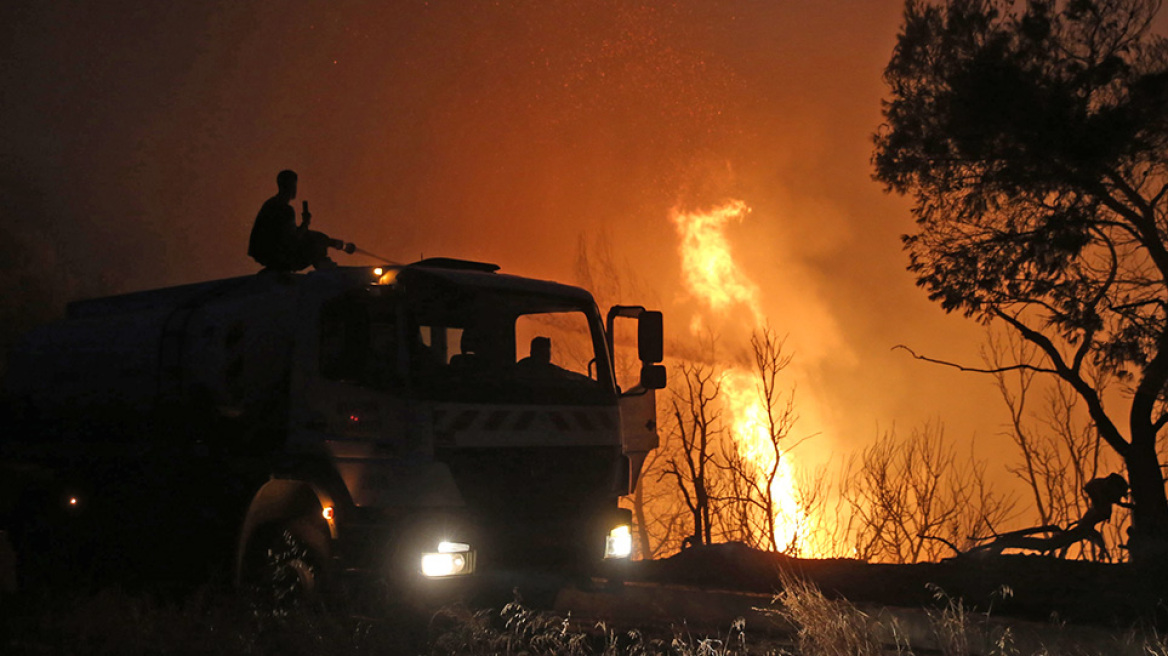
[874,0,1168,559]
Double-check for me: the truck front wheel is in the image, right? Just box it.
[241,516,331,607]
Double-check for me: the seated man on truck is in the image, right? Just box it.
[248,169,353,272]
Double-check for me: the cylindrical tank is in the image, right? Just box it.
[4,274,303,443]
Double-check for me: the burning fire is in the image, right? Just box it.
[721,369,804,550]
[672,200,763,330]
[672,200,808,553]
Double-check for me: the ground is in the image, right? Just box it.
[4,539,1168,654]
[622,542,1168,627]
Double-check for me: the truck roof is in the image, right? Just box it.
[397,260,596,305]
[65,259,596,320]
[67,276,257,319]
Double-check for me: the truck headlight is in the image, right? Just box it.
[420,541,474,577]
[604,525,632,559]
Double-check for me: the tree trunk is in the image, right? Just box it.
[1124,433,1168,562]
[696,481,710,546]
[633,472,651,559]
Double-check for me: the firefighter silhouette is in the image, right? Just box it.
[248,170,354,271]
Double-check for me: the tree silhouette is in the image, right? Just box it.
[984,330,1130,559]
[874,0,1168,559]
[712,327,801,552]
[661,360,723,549]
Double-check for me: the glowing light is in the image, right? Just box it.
[373,267,384,276]
[421,552,467,577]
[438,541,470,553]
[421,542,473,577]
[605,525,633,559]
[322,506,334,521]
[377,269,398,286]
[68,497,78,506]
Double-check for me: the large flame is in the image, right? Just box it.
[673,200,807,553]
[721,369,805,550]
[672,200,763,329]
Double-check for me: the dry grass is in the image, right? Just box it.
[4,579,1168,655]
[1,586,779,656]
[772,572,884,656]
[428,598,771,655]
[770,570,1168,656]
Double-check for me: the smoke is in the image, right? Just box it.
[0,177,118,376]
[0,1,1009,463]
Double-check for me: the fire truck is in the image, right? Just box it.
[0,258,663,600]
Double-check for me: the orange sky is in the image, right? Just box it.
[2,1,1100,490]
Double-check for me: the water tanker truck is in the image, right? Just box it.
[0,258,664,600]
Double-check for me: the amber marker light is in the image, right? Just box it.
[377,268,398,286]
[322,506,335,521]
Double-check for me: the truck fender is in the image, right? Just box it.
[234,479,336,586]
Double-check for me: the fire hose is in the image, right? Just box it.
[335,241,399,266]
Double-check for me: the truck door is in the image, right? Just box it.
[291,291,436,504]
[607,307,665,493]
[619,389,658,493]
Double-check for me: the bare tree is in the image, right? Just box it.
[629,442,690,559]
[839,423,1017,563]
[985,330,1129,560]
[713,327,800,552]
[714,432,761,546]
[786,462,833,558]
[660,360,724,548]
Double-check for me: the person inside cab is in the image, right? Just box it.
[516,336,560,374]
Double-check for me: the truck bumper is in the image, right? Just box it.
[333,506,630,605]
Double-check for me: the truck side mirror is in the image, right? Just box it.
[640,363,666,390]
[638,311,663,364]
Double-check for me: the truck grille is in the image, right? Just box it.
[436,446,619,519]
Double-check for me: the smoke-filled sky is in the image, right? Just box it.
[2,1,1076,476]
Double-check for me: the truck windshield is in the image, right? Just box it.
[406,287,616,405]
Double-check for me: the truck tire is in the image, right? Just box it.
[241,515,331,607]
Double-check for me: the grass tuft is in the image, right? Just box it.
[773,569,884,656]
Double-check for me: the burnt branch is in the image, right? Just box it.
[893,344,1058,375]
